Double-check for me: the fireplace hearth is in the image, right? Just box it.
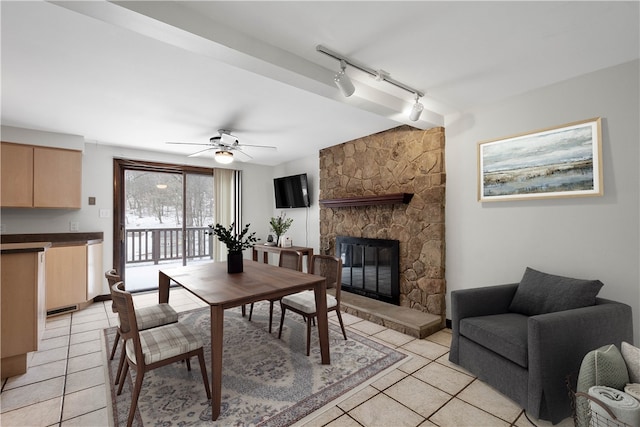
[336,236,400,305]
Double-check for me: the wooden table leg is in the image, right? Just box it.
[210,305,224,420]
[158,271,169,304]
[314,279,331,365]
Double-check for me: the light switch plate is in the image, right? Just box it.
[69,221,80,232]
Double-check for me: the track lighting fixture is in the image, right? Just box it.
[317,44,425,121]
[214,150,234,164]
[409,94,424,122]
[334,60,355,97]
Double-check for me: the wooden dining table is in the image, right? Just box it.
[158,259,330,421]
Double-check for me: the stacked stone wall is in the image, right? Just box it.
[319,125,446,325]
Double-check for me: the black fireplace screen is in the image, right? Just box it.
[335,236,400,305]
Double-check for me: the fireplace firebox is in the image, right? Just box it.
[335,236,400,305]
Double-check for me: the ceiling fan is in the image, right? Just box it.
[166,129,276,164]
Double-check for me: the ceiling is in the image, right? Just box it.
[2,1,638,166]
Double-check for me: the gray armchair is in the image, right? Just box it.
[449,281,633,424]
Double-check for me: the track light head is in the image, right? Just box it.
[334,60,355,97]
[409,94,424,121]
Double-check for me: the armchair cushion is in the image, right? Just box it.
[509,267,603,316]
[460,313,529,368]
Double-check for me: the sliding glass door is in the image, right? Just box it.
[114,160,215,292]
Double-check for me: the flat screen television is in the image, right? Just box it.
[274,173,310,208]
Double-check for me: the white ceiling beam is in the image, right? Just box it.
[50,1,443,129]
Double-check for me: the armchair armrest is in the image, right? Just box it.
[527,301,633,423]
[449,283,519,363]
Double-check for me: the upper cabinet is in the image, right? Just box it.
[1,142,82,209]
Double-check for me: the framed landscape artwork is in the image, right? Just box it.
[478,117,603,202]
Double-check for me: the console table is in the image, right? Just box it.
[252,244,314,272]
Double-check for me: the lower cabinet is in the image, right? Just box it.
[46,242,103,312]
[1,249,46,378]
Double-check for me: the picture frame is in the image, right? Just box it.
[478,117,603,202]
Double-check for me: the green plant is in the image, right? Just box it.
[269,213,293,242]
[207,223,259,252]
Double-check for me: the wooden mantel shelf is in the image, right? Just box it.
[319,193,413,208]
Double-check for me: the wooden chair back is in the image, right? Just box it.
[110,282,143,365]
[105,269,121,313]
[279,250,303,271]
[310,255,343,300]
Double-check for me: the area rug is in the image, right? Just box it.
[103,301,408,426]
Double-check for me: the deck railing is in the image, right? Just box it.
[126,227,213,264]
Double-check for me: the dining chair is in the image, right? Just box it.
[105,269,179,385]
[278,254,347,355]
[111,282,211,427]
[248,249,303,333]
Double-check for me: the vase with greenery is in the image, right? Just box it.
[269,213,293,246]
[207,222,259,273]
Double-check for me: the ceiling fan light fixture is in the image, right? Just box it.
[214,150,234,164]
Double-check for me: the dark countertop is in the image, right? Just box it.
[1,232,103,246]
[1,241,52,254]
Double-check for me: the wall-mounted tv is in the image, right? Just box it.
[274,173,310,208]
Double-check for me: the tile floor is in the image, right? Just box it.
[0,289,575,427]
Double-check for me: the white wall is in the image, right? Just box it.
[445,60,640,343]
[0,132,274,295]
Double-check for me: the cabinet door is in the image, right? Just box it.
[45,246,87,310]
[1,142,33,207]
[1,252,38,358]
[33,147,82,208]
[86,243,103,301]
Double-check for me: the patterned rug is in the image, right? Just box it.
[103,301,408,426]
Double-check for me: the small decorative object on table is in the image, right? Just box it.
[207,223,259,273]
[269,212,293,247]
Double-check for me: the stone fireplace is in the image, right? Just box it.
[319,125,446,327]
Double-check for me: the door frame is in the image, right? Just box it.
[112,158,214,284]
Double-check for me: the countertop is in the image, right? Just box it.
[1,232,103,246]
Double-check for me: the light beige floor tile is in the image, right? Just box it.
[42,326,71,340]
[430,397,510,427]
[398,353,430,374]
[372,328,414,347]
[514,412,574,427]
[71,312,108,325]
[336,385,379,412]
[0,396,62,426]
[72,306,107,319]
[61,407,110,427]
[70,319,110,335]
[325,414,363,427]
[38,335,70,351]
[425,330,452,348]
[385,375,452,418]
[402,339,449,360]
[337,312,363,326]
[46,316,71,330]
[371,368,407,391]
[64,366,105,394]
[348,393,424,427]
[0,376,65,413]
[434,353,475,375]
[458,379,522,424]
[413,362,474,395]
[61,384,107,421]
[68,339,102,358]
[30,346,69,367]
[4,360,66,391]
[349,319,388,336]
[67,351,104,374]
[301,406,345,427]
[69,329,103,345]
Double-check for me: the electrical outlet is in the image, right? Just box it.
[69,221,80,232]
[99,209,110,218]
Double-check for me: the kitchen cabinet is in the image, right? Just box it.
[1,243,48,378]
[0,142,82,208]
[46,242,103,312]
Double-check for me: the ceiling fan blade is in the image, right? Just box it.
[234,150,253,160]
[236,143,277,150]
[188,147,215,157]
[166,142,213,146]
